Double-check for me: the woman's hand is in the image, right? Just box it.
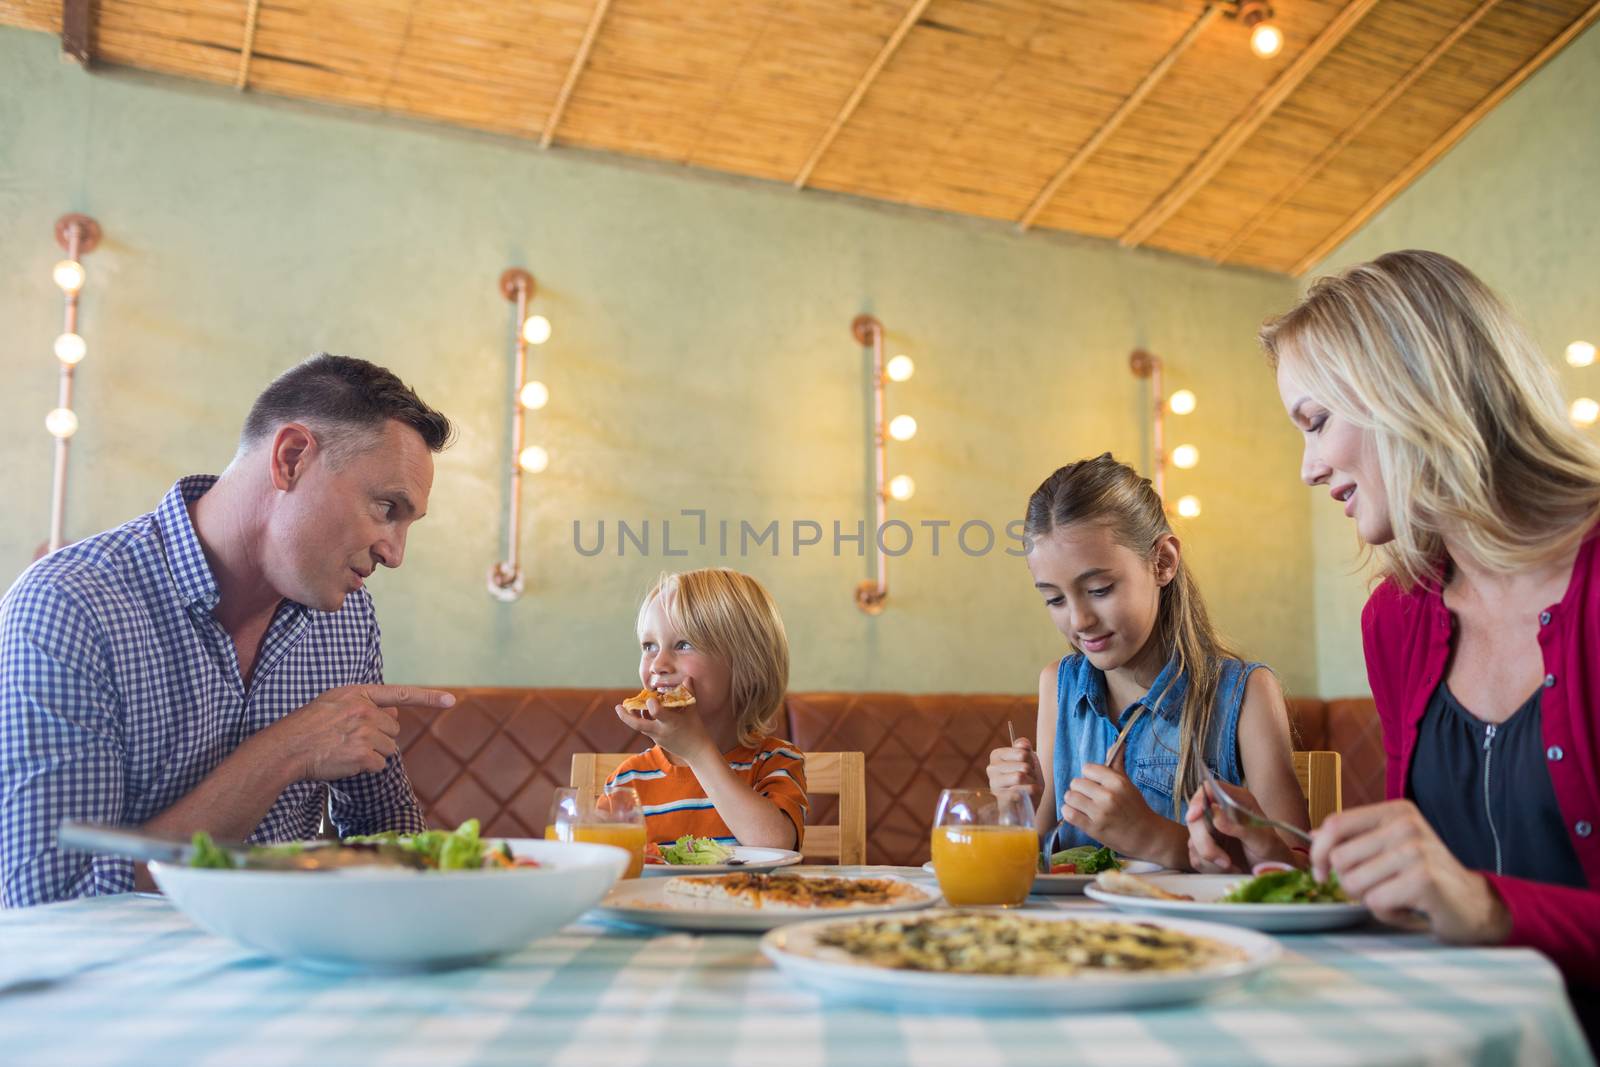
[1060,750,1176,862]
[987,737,1046,806]
[1184,780,1295,873]
[1312,801,1511,943]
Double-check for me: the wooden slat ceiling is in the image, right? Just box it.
[4,0,1595,275]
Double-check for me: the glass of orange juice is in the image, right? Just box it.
[548,786,648,879]
[929,788,1037,906]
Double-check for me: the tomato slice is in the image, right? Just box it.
[1049,863,1077,875]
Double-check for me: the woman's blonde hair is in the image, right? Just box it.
[1025,453,1236,816]
[1261,249,1600,589]
[637,568,790,747]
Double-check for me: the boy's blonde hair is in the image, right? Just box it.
[1025,453,1237,817]
[637,568,790,747]
[1260,249,1600,590]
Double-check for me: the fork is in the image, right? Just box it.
[1004,722,1055,873]
[1201,764,1313,845]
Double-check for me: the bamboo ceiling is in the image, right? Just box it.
[4,0,1596,274]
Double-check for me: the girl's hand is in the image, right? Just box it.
[1184,780,1294,873]
[1060,750,1167,858]
[615,684,716,764]
[1312,801,1511,943]
[987,737,1046,805]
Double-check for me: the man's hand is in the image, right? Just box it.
[265,685,454,781]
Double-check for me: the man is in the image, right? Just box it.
[0,354,457,906]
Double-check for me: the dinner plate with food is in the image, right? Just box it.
[761,909,1279,1012]
[592,871,937,932]
[641,834,803,877]
[56,819,631,969]
[920,845,1162,895]
[1083,867,1370,932]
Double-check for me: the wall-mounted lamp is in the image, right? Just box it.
[1567,340,1597,427]
[1229,0,1283,58]
[1129,349,1201,517]
[45,214,101,554]
[487,268,552,602]
[853,314,915,614]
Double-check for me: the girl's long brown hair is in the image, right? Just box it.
[1025,453,1235,815]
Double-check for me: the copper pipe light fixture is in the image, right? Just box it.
[45,214,102,554]
[852,314,916,614]
[487,268,552,601]
[1129,349,1201,518]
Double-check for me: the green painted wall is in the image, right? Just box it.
[1303,22,1600,696]
[0,26,1315,697]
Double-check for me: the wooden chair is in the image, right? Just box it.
[569,751,867,865]
[1293,750,1343,829]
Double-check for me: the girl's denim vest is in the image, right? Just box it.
[1048,652,1258,852]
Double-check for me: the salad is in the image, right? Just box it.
[1220,868,1348,904]
[187,819,539,871]
[1047,845,1122,876]
[645,835,735,866]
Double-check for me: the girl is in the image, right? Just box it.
[609,568,806,850]
[987,453,1307,870]
[1198,250,1598,1034]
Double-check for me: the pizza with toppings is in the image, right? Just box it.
[812,912,1245,976]
[664,872,929,910]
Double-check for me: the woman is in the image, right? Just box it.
[1190,250,1597,1035]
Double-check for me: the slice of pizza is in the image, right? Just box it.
[663,873,925,910]
[622,684,696,711]
[1094,869,1194,901]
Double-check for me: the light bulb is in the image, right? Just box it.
[1176,495,1202,519]
[45,407,79,439]
[53,332,87,365]
[1169,389,1197,415]
[888,474,915,502]
[53,260,86,294]
[1567,341,1596,368]
[518,445,550,473]
[1571,398,1600,427]
[886,355,915,382]
[1171,444,1199,470]
[1250,21,1283,58]
[888,414,917,442]
[521,314,551,345]
[519,381,549,410]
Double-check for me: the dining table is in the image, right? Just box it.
[1,865,1592,1067]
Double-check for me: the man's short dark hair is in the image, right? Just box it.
[240,353,454,461]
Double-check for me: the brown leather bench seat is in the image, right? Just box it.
[398,688,1382,866]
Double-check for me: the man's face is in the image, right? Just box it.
[265,420,434,611]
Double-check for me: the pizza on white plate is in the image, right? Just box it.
[664,872,927,910]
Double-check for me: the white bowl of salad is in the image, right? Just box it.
[150,820,628,970]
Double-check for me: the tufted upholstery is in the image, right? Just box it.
[399,688,1382,866]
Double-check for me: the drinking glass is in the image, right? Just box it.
[929,788,1037,906]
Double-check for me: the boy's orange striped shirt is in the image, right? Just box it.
[606,737,807,848]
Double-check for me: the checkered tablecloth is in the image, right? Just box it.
[0,870,1592,1067]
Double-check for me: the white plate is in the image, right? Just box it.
[1084,873,1370,932]
[150,839,627,970]
[920,859,1162,896]
[591,873,937,932]
[641,846,802,877]
[761,909,1279,1013]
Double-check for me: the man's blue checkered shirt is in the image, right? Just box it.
[0,476,426,907]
